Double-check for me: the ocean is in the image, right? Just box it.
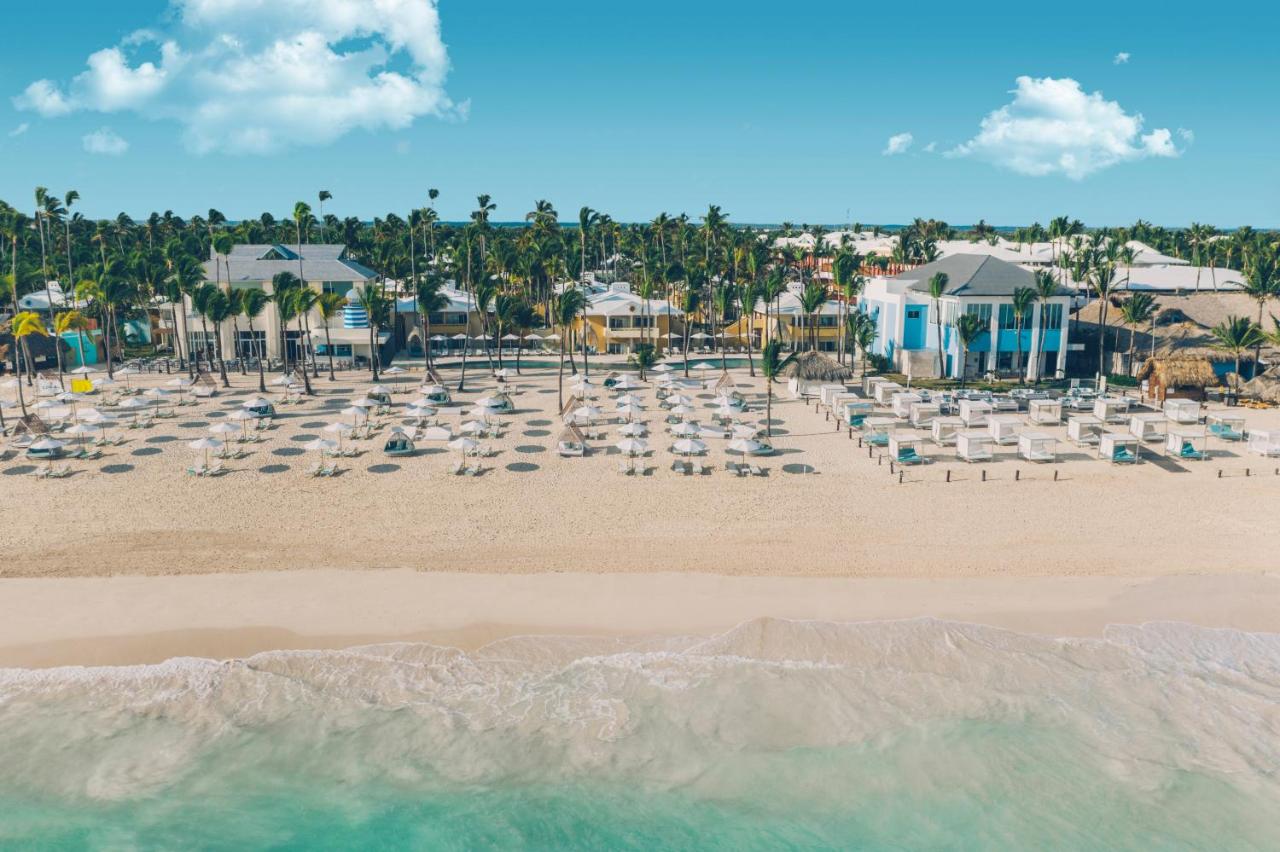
[2,618,1278,850]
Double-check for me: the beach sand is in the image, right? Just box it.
[3,360,1278,666]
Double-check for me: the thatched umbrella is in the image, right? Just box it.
[778,351,852,383]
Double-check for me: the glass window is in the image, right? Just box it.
[998,304,1018,329]
[964,303,992,325]
[1042,304,1064,329]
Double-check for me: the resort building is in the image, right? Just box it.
[858,255,1074,380]
[574,282,683,355]
[723,282,849,352]
[396,284,488,356]
[197,244,379,364]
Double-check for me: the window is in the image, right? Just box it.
[906,308,922,320]
[322,281,353,296]
[609,317,628,329]
[236,330,266,359]
[998,304,1019,329]
[964,303,992,326]
[934,301,959,326]
[1042,303,1064,329]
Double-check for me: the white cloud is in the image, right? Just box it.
[8,123,29,137]
[948,76,1182,180]
[1113,52,1130,65]
[12,0,456,155]
[1178,127,1195,144]
[82,127,129,155]
[883,132,913,156]
[922,141,937,153]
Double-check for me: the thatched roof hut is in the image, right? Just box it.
[778,351,852,382]
[1136,356,1219,401]
[1239,366,1280,404]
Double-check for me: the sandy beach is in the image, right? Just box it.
[3,360,1279,666]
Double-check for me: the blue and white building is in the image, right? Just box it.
[858,255,1074,381]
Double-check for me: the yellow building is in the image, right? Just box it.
[571,284,685,355]
[723,284,850,351]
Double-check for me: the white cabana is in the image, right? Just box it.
[909,401,940,428]
[863,375,890,397]
[873,382,903,405]
[1247,429,1280,457]
[931,416,963,447]
[842,400,875,427]
[1163,399,1201,424]
[1027,398,1061,426]
[1128,413,1167,442]
[890,392,922,420]
[861,416,894,447]
[986,414,1020,446]
[956,430,993,463]
[1100,432,1141,464]
[958,399,992,427]
[1166,426,1208,461]
[1018,432,1057,463]
[1093,397,1130,424]
[888,434,926,465]
[1067,414,1103,446]
[1207,412,1246,442]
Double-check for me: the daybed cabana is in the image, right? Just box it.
[1092,397,1130,424]
[557,423,588,457]
[873,382,904,406]
[1163,398,1201,424]
[888,434,927,466]
[1128,413,1166,443]
[1247,429,1280,457]
[1166,426,1208,461]
[1067,414,1103,446]
[1027,399,1061,426]
[958,399,992,427]
[842,400,874,428]
[1100,432,1140,464]
[890,392,922,420]
[956,431,993,463]
[1018,432,1057,463]
[931,416,963,447]
[861,417,894,447]
[909,401,940,428]
[986,414,1020,446]
[1207,412,1245,442]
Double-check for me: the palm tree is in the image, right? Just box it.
[54,310,91,371]
[799,281,827,352]
[927,272,949,377]
[472,276,498,375]
[679,285,702,377]
[271,271,301,376]
[316,291,346,381]
[317,191,332,241]
[554,288,585,410]
[759,339,784,438]
[355,284,390,382]
[1210,316,1265,393]
[1032,270,1058,383]
[416,275,448,373]
[291,202,316,395]
[850,311,877,377]
[1117,293,1156,376]
[239,288,270,393]
[494,292,519,371]
[1242,250,1278,375]
[204,287,234,387]
[628,342,661,381]
[1010,286,1036,380]
[955,313,986,389]
[1088,250,1120,378]
[9,311,46,416]
[511,301,536,376]
[290,286,320,386]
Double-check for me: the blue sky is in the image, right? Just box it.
[1,0,1277,227]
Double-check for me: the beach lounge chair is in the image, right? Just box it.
[750,464,766,477]
[1112,446,1138,464]
[617,460,635,475]
[451,459,467,475]
[47,464,71,478]
[698,461,712,475]
[466,464,482,477]
[896,445,925,465]
[1208,414,1246,442]
[1177,441,1205,461]
[187,464,208,477]
[205,462,225,477]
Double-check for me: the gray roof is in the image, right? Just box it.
[204,244,376,284]
[894,255,1069,297]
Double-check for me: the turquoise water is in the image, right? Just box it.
[3,619,1279,850]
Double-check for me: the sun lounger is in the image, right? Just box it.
[1177,441,1205,461]
[750,465,766,477]
[1208,423,1244,442]
[187,464,208,476]
[451,459,466,475]
[896,447,926,465]
[1110,446,1139,464]
[205,462,225,477]
[467,464,482,477]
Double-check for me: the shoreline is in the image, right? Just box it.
[2,569,1277,668]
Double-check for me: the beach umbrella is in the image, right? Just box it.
[304,438,338,463]
[671,421,699,437]
[341,405,369,424]
[64,422,96,450]
[350,397,380,410]
[614,394,643,407]
[475,395,505,409]
[406,404,436,419]
[731,423,761,439]
[666,394,692,406]
[70,365,96,376]
[615,437,648,456]
[669,403,696,417]
[727,438,764,463]
[501,333,521,341]
[672,437,707,458]
[165,377,193,389]
[407,396,434,409]
[653,364,672,373]
[368,384,392,396]
[617,403,644,421]
[422,384,447,396]
[420,425,453,442]
[90,416,118,441]
[383,365,406,375]
[618,421,647,437]
[447,436,479,462]
[242,396,272,409]
[113,366,138,390]
[323,421,353,452]
[569,376,595,389]
[542,333,561,341]
[209,422,239,437]
[75,406,104,423]
[611,376,644,391]
[188,437,223,468]
[690,334,710,341]
[430,334,448,342]
[692,361,716,371]
[572,404,602,423]
[450,333,469,341]
[460,419,487,436]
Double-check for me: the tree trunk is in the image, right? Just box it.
[249,317,266,393]
[325,325,336,381]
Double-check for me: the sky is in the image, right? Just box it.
[1,0,1278,227]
